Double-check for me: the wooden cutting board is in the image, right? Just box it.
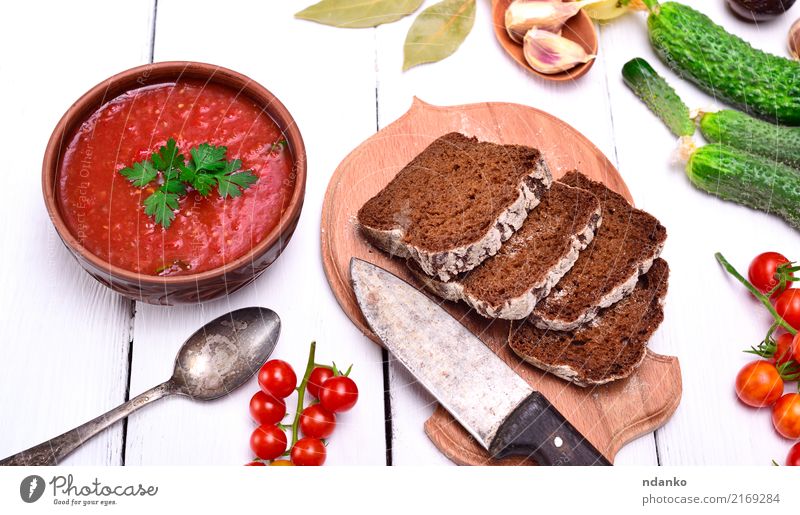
[320,98,682,465]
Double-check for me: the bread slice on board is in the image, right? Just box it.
[509,258,669,386]
[357,132,552,281]
[529,171,667,331]
[409,182,602,319]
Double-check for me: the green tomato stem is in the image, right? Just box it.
[641,0,659,11]
[291,341,317,447]
[715,252,797,335]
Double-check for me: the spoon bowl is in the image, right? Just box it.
[172,307,281,400]
[491,0,598,82]
[0,306,281,465]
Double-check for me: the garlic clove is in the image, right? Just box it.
[523,29,596,74]
[789,18,800,60]
[505,0,597,43]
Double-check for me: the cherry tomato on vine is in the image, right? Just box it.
[291,437,327,466]
[790,333,800,364]
[249,391,287,425]
[270,460,294,466]
[749,252,792,296]
[258,360,297,399]
[250,424,287,460]
[774,333,797,366]
[319,376,359,413]
[245,461,265,466]
[299,404,336,439]
[787,443,800,466]
[772,393,800,439]
[775,289,800,331]
[307,367,335,398]
[735,361,784,407]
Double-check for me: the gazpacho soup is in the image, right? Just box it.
[57,80,295,276]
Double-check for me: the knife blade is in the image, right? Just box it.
[350,258,610,466]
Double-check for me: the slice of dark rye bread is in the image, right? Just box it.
[529,171,667,331]
[357,132,552,281]
[409,182,602,319]
[509,258,669,386]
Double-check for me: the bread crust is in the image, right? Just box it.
[357,134,553,281]
[410,197,602,320]
[529,171,667,331]
[528,242,664,331]
[509,259,670,386]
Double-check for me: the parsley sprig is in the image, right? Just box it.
[120,138,257,228]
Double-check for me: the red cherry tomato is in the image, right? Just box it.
[291,437,327,466]
[307,367,335,398]
[258,360,297,399]
[787,443,800,466]
[774,333,797,366]
[775,289,800,331]
[244,461,265,466]
[249,391,287,425]
[772,393,800,439]
[749,252,791,296]
[299,404,336,439]
[250,424,288,460]
[319,376,359,413]
[735,361,784,407]
[791,333,800,363]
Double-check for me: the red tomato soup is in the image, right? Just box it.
[57,80,294,276]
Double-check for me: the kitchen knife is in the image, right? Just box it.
[350,258,610,466]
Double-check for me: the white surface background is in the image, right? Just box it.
[1,0,798,465]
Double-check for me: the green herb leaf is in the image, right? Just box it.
[190,143,228,172]
[162,178,187,195]
[403,0,475,71]
[191,173,218,197]
[120,160,158,187]
[120,139,259,228]
[151,138,185,172]
[296,0,423,28]
[143,190,180,229]
[216,162,258,198]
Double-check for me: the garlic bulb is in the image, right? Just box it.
[523,29,596,74]
[505,0,598,43]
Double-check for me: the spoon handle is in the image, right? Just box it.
[0,381,175,466]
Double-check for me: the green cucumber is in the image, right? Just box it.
[700,110,800,169]
[622,57,694,137]
[648,2,800,125]
[687,144,800,228]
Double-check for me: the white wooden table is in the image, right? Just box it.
[2,0,798,466]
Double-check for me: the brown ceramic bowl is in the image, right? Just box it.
[492,0,598,81]
[42,62,306,305]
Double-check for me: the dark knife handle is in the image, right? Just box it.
[489,392,611,466]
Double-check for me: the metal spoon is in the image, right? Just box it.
[0,307,281,466]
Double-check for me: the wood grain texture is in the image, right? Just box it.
[124,0,389,465]
[3,0,787,466]
[600,3,800,465]
[372,0,658,464]
[0,0,154,466]
[320,98,681,465]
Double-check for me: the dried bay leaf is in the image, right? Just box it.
[295,0,424,28]
[403,0,475,71]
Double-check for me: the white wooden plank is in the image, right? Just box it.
[601,1,800,464]
[0,0,154,465]
[124,0,387,465]
[375,1,657,465]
